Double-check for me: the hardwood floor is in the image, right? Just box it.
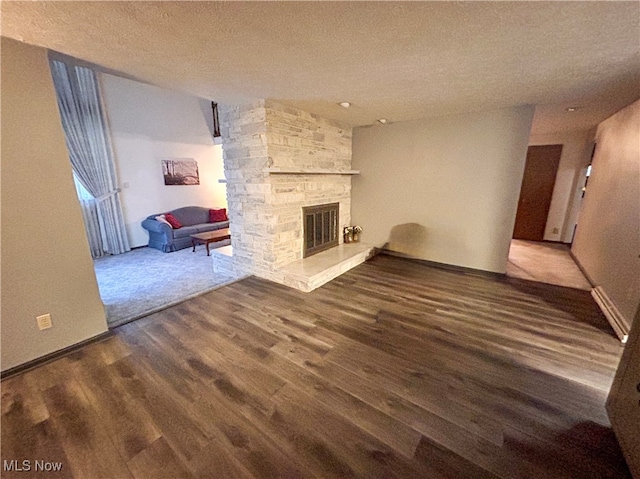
[506,240,592,290]
[1,254,630,478]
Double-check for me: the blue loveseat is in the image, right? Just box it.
[141,206,229,252]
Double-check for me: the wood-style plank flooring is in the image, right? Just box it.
[1,254,631,478]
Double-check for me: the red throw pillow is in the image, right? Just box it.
[164,212,182,229]
[209,208,228,223]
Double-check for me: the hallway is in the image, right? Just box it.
[506,240,592,290]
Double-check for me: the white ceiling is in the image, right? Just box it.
[2,1,639,135]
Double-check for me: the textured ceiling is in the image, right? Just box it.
[2,1,639,134]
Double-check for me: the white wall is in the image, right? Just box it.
[572,99,640,326]
[1,38,108,371]
[352,105,534,273]
[100,74,226,247]
[529,129,594,243]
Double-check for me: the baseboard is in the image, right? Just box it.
[568,252,627,342]
[378,249,505,280]
[513,239,570,245]
[0,331,113,380]
[568,250,596,287]
[591,286,630,343]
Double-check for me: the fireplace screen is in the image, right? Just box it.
[302,203,339,258]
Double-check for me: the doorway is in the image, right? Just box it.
[507,144,591,290]
[513,144,562,241]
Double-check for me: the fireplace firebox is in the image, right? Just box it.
[302,203,339,258]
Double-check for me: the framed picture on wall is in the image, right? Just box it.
[161,158,200,185]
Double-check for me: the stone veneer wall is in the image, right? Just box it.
[220,100,353,283]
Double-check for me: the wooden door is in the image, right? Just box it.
[607,308,640,478]
[512,145,562,241]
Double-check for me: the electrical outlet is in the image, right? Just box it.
[36,314,52,330]
[552,227,559,234]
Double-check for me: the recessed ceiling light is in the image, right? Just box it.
[339,102,351,108]
[378,118,388,124]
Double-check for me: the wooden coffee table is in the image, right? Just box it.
[190,228,230,256]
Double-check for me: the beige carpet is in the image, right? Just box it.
[507,239,592,290]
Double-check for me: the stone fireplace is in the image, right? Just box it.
[215,100,372,291]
